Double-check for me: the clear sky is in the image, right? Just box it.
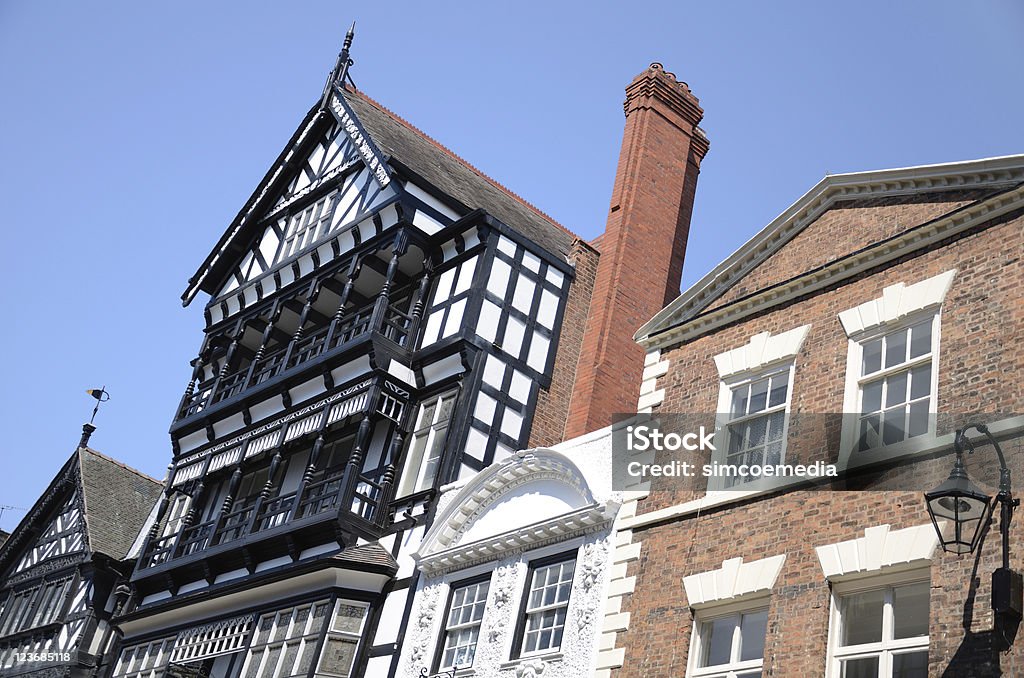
[1,1,1022,532]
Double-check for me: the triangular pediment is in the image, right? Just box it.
[638,155,1024,348]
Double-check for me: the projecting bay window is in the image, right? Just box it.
[239,599,368,678]
[436,578,490,671]
[515,554,576,658]
[720,366,792,488]
[397,389,458,497]
[0,576,73,637]
[854,316,936,451]
[688,607,768,678]
[110,638,175,678]
[275,191,338,263]
[827,579,929,678]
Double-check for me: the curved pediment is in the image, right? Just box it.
[415,449,616,573]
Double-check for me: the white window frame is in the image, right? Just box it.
[110,637,175,678]
[517,555,576,658]
[713,362,795,491]
[840,310,941,465]
[686,599,769,678]
[274,190,338,264]
[397,389,458,497]
[437,578,490,670]
[825,571,930,678]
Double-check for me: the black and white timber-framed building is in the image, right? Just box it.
[0,431,162,678]
[109,42,596,678]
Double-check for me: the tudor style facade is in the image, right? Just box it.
[106,38,709,678]
[0,428,162,678]
[602,156,1024,677]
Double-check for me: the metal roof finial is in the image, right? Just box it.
[321,22,357,109]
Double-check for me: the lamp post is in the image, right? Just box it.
[924,423,1022,649]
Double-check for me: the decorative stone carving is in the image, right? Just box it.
[516,658,546,677]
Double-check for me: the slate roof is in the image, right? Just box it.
[78,449,163,561]
[345,90,578,259]
[329,541,398,574]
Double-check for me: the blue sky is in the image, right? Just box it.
[1,1,1021,531]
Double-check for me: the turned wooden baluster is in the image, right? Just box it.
[290,433,326,521]
[245,300,284,387]
[407,258,434,346]
[325,259,361,348]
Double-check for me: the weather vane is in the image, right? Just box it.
[86,386,110,424]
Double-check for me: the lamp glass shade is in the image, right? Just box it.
[925,473,993,554]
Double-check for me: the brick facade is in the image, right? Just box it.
[565,64,709,439]
[611,177,1024,677]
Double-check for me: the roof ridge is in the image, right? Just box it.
[80,447,162,485]
[347,87,581,242]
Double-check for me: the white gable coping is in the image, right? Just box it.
[636,155,1024,349]
[713,325,811,379]
[838,269,956,336]
[815,523,939,580]
[682,554,787,607]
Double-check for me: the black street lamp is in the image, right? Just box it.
[924,423,1022,649]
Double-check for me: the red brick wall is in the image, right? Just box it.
[614,204,1024,676]
[529,240,599,448]
[565,64,709,439]
[708,189,996,312]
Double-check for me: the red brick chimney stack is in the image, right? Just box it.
[565,63,709,438]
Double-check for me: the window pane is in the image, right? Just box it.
[862,339,882,375]
[882,408,906,446]
[859,414,881,451]
[908,401,930,438]
[885,372,908,408]
[893,582,930,639]
[842,589,884,645]
[892,650,928,678]
[749,379,768,413]
[731,386,749,418]
[885,329,908,368]
[318,637,358,677]
[768,372,789,408]
[842,656,879,678]
[909,321,931,358]
[910,364,931,400]
[739,610,768,661]
[862,380,883,414]
[700,617,734,667]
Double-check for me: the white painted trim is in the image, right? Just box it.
[837,270,956,336]
[682,554,787,607]
[637,350,669,413]
[713,325,810,379]
[639,184,1024,350]
[814,523,938,580]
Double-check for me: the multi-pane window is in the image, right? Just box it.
[240,601,331,678]
[857,318,935,451]
[275,191,337,263]
[111,638,175,678]
[317,602,369,678]
[830,581,929,678]
[518,556,576,657]
[397,390,458,497]
[723,368,791,487]
[438,580,490,670]
[0,587,40,636]
[0,577,72,637]
[689,608,768,678]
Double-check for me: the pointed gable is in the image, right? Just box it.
[0,448,161,580]
[637,155,1024,348]
[185,87,578,305]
